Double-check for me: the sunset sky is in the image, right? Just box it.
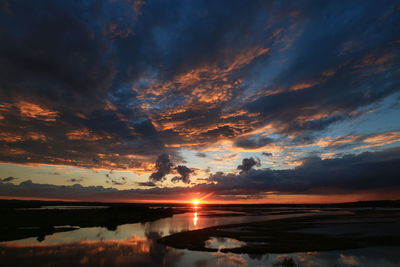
[0,0,399,203]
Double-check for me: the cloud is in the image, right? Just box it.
[66,128,104,141]
[195,152,207,158]
[237,157,261,174]
[212,153,238,163]
[234,135,274,149]
[313,131,400,150]
[66,177,84,183]
[104,170,128,185]
[172,165,193,184]
[106,176,128,186]
[0,147,399,202]
[148,153,194,184]
[0,179,191,202]
[262,152,273,157]
[0,0,399,180]
[105,170,114,179]
[353,131,400,150]
[212,147,400,195]
[136,181,156,187]
[0,176,18,183]
[149,154,173,182]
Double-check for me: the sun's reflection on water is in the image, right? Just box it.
[193,212,198,226]
[193,205,199,227]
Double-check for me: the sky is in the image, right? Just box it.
[0,0,399,203]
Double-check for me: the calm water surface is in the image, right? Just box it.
[0,206,399,266]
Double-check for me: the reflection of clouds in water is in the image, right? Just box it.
[0,233,185,267]
[0,225,151,246]
[215,252,248,267]
[194,259,208,267]
[267,248,400,267]
[340,254,361,266]
[205,237,246,252]
[1,237,400,267]
[176,248,400,267]
[1,207,400,266]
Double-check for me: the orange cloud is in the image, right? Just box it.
[226,110,260,120]
[289,80,320,91]
[26,132,46,141]
[226,47,269,72]
[296,111,332,122]
[129,46,272,151]
[0,132,46,142]
[353,53,394,69]
[0,102,13,111]
[352,52,395,75]
[0,132,23,142]
[135,46,269,106]
[353,131,400,150]
[17,101,59,122]
[313,131,400,150]
[5,148,26,155]
[0,103,13,120]
[322,70,336,77]
[315,136,359,148]
[66,128,104,141]
[165,142,206,148]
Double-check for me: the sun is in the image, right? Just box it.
[192,199,200,205]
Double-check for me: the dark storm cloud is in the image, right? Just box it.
[211,147,400,195]
[0,0,167,169]
[237,157,261,174]
[244,1,400,136]
[172,165,193,184]
[149,154,173,182]
[149,153,194,184]
[0,2,114,107]
[0,0,399,172]
[0,179,194,202]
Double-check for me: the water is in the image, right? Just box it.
[0,206,399,266]
[204,237,247,251]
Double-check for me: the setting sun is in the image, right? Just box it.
[192,199,200,205]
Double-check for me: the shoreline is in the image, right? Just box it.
[159,209,400,254]
[0,203,177,242]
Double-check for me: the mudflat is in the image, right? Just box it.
[159,209,400,254]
